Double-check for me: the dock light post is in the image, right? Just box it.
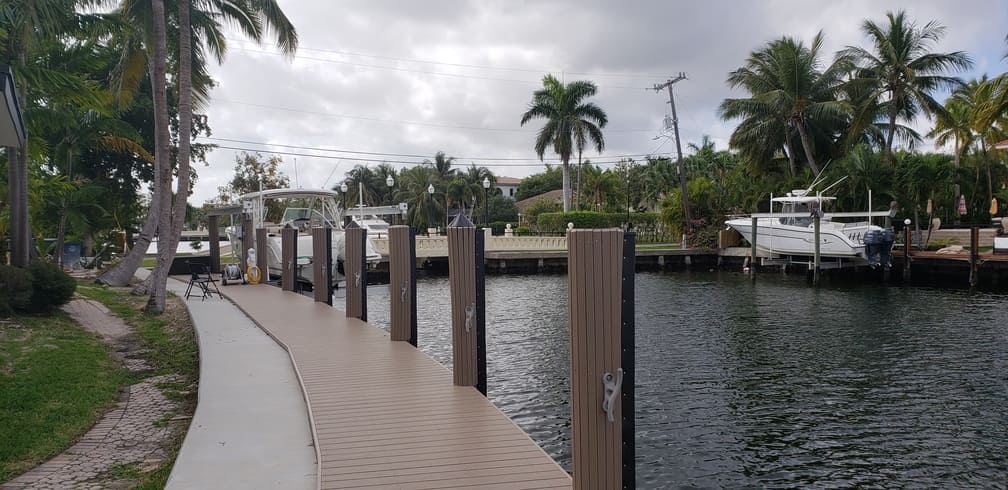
[427,183,435,231]
[340,182,348,225]
[386,175,395,223]
[482,177,490,227]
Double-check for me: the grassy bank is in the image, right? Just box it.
[0,312,126,482]
[75,282,198,489]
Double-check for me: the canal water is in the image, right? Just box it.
[354,271,1008,488]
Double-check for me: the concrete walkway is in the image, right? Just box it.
[159,273,316,489]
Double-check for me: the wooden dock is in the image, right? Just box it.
[221,285,572,489]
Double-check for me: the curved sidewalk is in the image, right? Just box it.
[162,274,316,489]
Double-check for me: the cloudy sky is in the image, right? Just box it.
[190,0,1008,204]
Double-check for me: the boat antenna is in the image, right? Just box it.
[321,159,343,189]
[804,159,834,194]
[818,175,848,196]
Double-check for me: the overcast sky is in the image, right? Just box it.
[190,0,1008,204]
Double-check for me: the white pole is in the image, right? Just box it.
[868,189,872,226]
[769,193,773,256]
[358,181,364,222]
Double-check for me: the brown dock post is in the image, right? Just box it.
[568,229,635,490]
[208,215,221,273]
[813,214,821,286]
[388,225,418,346]
[312,227,332,305]
[447,214,487,395]
[344,222,367,321]
[280,227,297,292]
[903,224,912,283]
[241,214,253,271]
[255,228,269,283]
[970,226,979,288]
[750,216,758,279]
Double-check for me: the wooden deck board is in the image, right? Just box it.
[221,286,571,489]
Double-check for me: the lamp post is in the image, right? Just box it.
[386,175,395,224]
[482,177,490,228]
[340,182,348,226]
[427,183,435,232]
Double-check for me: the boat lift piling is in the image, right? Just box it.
[446,214,487,396]
[813,214,821,286]
[750,217,758,279]
[255,228,268,283]
[207,215,221,274]
[241,214,253,273]
[280,228,297,292]
[311,227,332,305]
[970,226,980,288]
[903,224,912,283]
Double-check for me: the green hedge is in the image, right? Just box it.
[0,261,77,316]
[536,211,670,242]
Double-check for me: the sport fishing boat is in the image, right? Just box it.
[225,188,381,287]
[725,179,896,267]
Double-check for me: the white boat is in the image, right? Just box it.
[725,185,896,266]
[225,188,381,287]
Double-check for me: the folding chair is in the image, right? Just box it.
[184,262,222,300]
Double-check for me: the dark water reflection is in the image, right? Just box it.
[356,271,1008,488]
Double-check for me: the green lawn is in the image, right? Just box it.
[0,312,125,482]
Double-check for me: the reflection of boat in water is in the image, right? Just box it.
[225,188,381,287]
[725,180,896,267]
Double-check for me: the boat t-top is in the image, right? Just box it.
[225,188,381,288]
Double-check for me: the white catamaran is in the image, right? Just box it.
[725,177,896,267]
[225,188,381,287]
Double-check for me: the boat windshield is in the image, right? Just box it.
[780,202,813,227]
[280,207,330,228]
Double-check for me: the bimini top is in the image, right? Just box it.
[238,188,340,201]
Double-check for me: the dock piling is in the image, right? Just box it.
[344,222,367,320]
[446,214,487,394]
[567,229,635,490]
[388,226,418,346]
[311,227,332,305]
[208,215,220,273]
[750,217,758,279]
[241,214,253,272]
[813,214,821,286]
[903,225,912,283]
[280,228,297,291]
[970,226,979,288]
[255,228,268,283]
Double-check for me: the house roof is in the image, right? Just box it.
[515,189,564,212]
[496,176,523,185]
[995,139,1008,150]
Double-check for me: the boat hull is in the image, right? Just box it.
[225,228,381,287]
[726,217,877,257]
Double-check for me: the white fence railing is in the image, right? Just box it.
[371,235,568,257]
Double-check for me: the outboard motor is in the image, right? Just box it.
[864,229,895,268]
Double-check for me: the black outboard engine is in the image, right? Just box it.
[864,229,895,268]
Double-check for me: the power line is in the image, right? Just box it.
[201,137,661,162]
[227,45,654,91]
[225,37,674,81]
[213,98,657,133]
[208,144,668,167]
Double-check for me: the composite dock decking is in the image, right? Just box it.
[221,285,572,489]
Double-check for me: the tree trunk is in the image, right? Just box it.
[561,157,571,212]
[575,150,582,210]
[96,205,158,285]
[7,146,26,267]
[983,141,993,206]
[884,105,898,166]
[55,148,72,268]
[784,131,798,177]
[795,121,821,176]
[144,0,172,313]
[148,0,194,312]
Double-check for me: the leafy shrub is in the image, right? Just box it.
[515,226,531,236]
[522,199,562,230]
[26,260,76,313]
[0,265,34,316]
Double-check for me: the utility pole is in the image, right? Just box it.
[654,73,691,225]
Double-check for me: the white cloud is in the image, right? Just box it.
[190,0,1008,204]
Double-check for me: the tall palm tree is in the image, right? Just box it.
[719,32,849,177]
[976,36,1007,129]
[930,87,976,168]
[841,10,972,165]
[520,74,607,212]
[425,151,456,182]
[393,165,442,229]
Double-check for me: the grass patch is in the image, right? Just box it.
[0,313,126,482]
[74,282,198,489]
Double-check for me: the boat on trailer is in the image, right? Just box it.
[725,179,896,268]
[225,188,381,288]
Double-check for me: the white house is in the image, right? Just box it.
[496,176,522,199]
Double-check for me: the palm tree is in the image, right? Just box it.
[720,32,850,177]
[929,93,973,168]
[841,10,972,165]
[393,165,442,229]
[520,74,607,212]
[425,151,456,182]
[976,36,1007,129]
